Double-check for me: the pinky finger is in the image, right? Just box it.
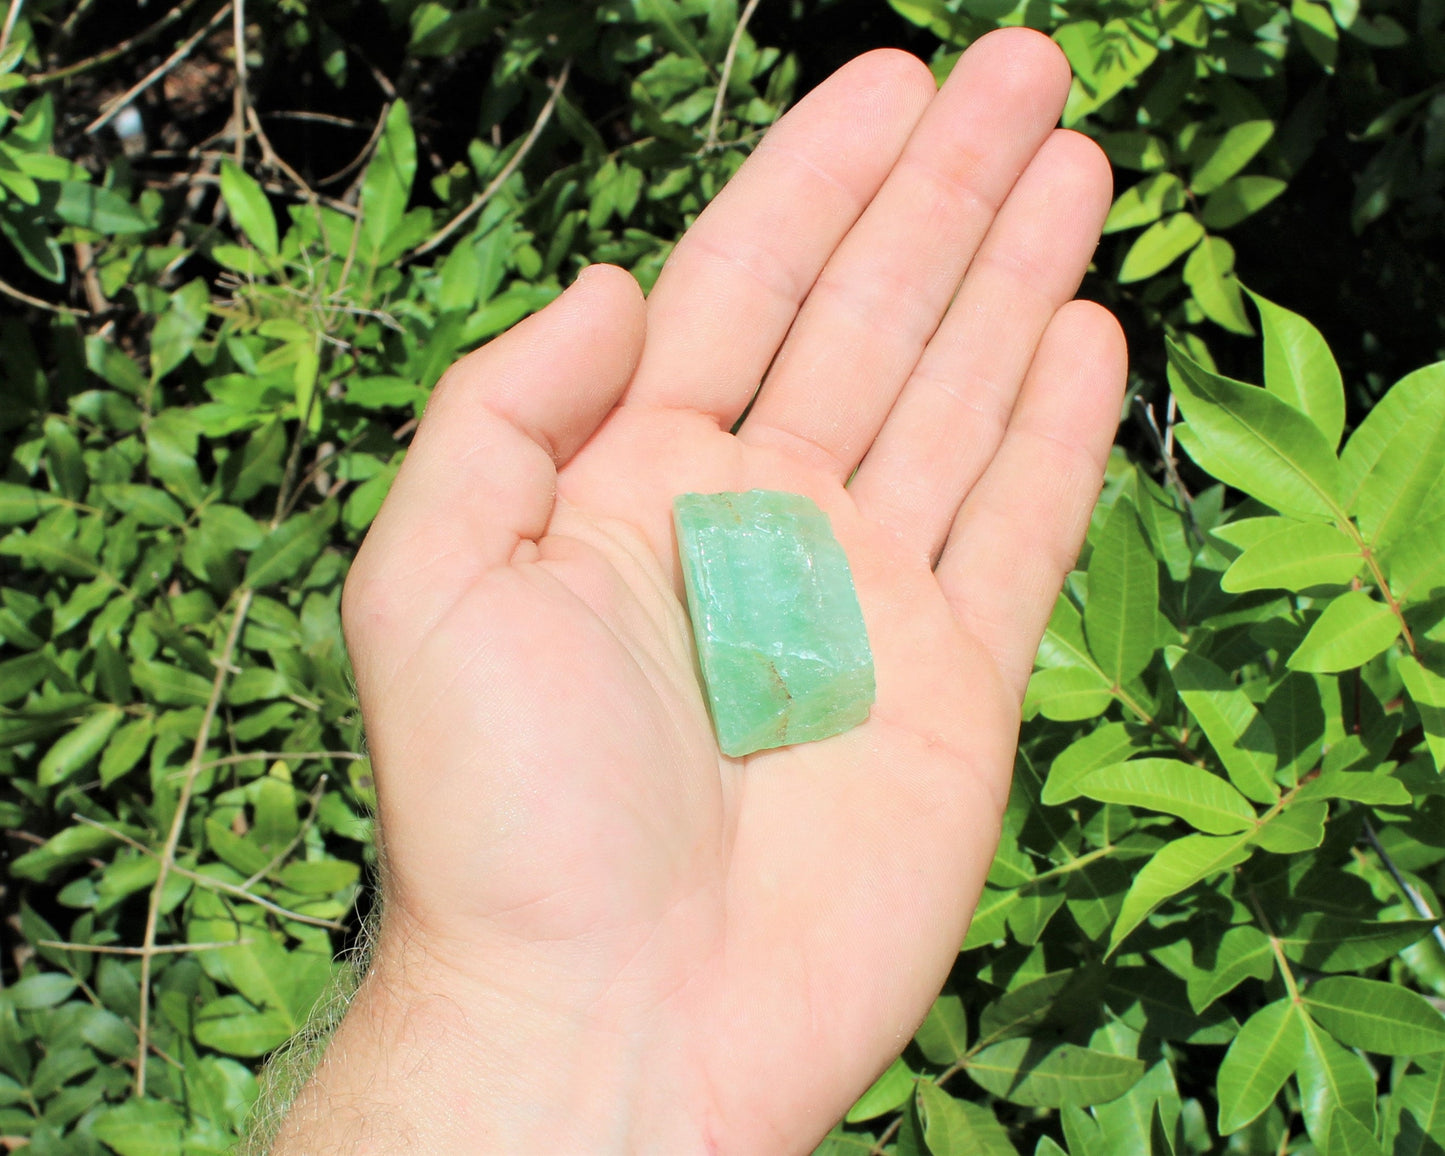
[934,300,1127,700]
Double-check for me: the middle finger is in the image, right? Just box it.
[734,28,1071,478]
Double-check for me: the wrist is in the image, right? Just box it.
[268,914,716,1155]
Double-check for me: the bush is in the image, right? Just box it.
[0,1,1441,1153]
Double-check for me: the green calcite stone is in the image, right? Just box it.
[673,490,875,757]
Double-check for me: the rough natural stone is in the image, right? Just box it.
[673,490,875,756]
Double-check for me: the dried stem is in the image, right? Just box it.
[31,0,209,85]
[239,776,328,890]
[1362,819,1445,955]
[86,3,234,135]
[38,939,250,956]
[0,0,24,56]
[703,0,763,152]
[0,273,91,317]
[134,587,253,1096]
[74,813,348,932]
[409,59,571,261]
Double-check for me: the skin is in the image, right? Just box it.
[269,29,1126,1156]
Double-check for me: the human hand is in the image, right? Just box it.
[271,28,1125,1155]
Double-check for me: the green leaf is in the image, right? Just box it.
[131,658,213,707]
[1399,657,1445,773]
[1042,722,1138,805]
[1084,498,1158,686]
[243,507,333,589]
[361,101,417,262]
[1167,340,1344,521]
[219,159,278,257]
[1165,647,1279,804]
[91,1098,184,1156]
[1287,591,1399,672]
[1191,120,1274,196]
[1186,924,1275,1012]
[98,484,188,529]
[1304,977,1445,1054]
[1216,999,1305,1134]
[1184,236,1252,335]
[1247,288,1346,449]
[0,482,62,525]
[1293,0,1340,71]
[1348,364,1445,557]
[1024,666,1114,722]
[978,971,1078,1045]
[915,1082,1018,1156]
[1252,798,1327,852]
[6,971,78,1009]
[277,859,361,895]
[1386,512,1445,605]
[47,180,151,234]
[36,704,123,787]
[1118,213,1204,283]
[1222,522,1362,592]
[1109,833,1253,954]
[964,1040,1145,1108]
[1295,768,1410,806]
[846,1056,916,1122]
[1328,1111,1385,1156]
[1076,758,1258,834]
[915,994,969,1065]
[193,995,295,1057]
[1340,363,1445,534]
[1297,1011,1378,1145]
[1201,176,1288,230]
[1390,1055,1445,1156]
[1103,173,1185,234]
[1097,132,1169,171]
[150,278,210,382]
[99,716,153,786]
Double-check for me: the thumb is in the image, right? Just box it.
[343,264,647,687]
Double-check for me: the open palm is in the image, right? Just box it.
[286,29,1126,1156]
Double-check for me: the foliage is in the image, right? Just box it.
[887,0,1445,362]
[0,0,793,1150]
[824,296,1445,1153]
[0,1,1441,1155]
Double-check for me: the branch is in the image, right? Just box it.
[408,59,571,261]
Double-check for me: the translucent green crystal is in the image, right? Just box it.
[673,490,876,757]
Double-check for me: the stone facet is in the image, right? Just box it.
[673,490,875,757]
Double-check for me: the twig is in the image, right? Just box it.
[197,749,366,771]
[38,939,250,955]
[0,274,92,317]
[86,2,234,135]
[263,110,369,130]
[135,587,252,1097]
[0,0,24,56]
[703,0,763,152]
[409,59,571,261]
[31,0,209,85]
[73,241,108,314]
[143,170,357,216]
[239,776,328,890]
[1362,819,1445,955]
[74,813,348,931]
[317,100,389,188]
